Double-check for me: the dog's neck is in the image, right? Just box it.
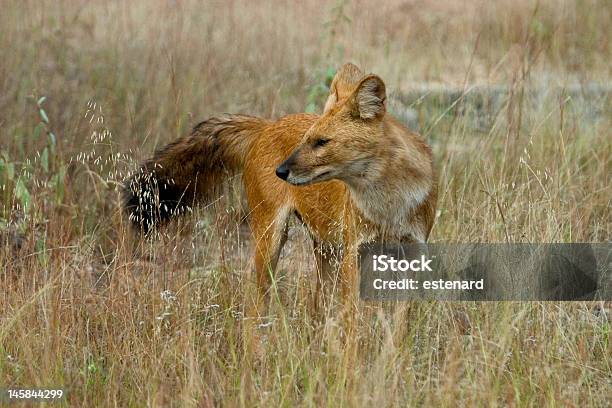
[345,124,432,242]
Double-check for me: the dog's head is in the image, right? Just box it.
[276,64,387,186]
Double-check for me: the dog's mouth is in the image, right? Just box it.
[288,170,333,186]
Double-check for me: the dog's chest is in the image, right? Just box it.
[349,184,428,242]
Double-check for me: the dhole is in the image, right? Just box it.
[123,63,436,309]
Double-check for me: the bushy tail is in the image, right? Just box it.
[122,114,267,233]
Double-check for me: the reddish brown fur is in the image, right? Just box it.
[123,63,437,310]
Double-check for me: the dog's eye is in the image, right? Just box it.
[314,138,330,147]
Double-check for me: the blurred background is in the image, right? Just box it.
[1,0,609,146]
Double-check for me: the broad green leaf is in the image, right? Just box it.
[41,147,49,173]
[39,109,49,124]
[33,122,45,139]
[14,178,31,213]
[48,132,56,146]
[52,165,66,204]
[35,237,49,267]
[6,162,15,181]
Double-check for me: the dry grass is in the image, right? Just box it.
[1,0,611,406]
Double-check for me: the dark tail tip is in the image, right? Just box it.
[122,168,187,234]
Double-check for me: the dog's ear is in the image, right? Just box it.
[323,83,338,114]
[324,63,365,114]
[350,75,386,120]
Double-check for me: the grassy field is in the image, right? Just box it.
[1,0,610,406]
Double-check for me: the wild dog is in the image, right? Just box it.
[123,63,437,311]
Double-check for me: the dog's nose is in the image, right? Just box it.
[275,164,290,180]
